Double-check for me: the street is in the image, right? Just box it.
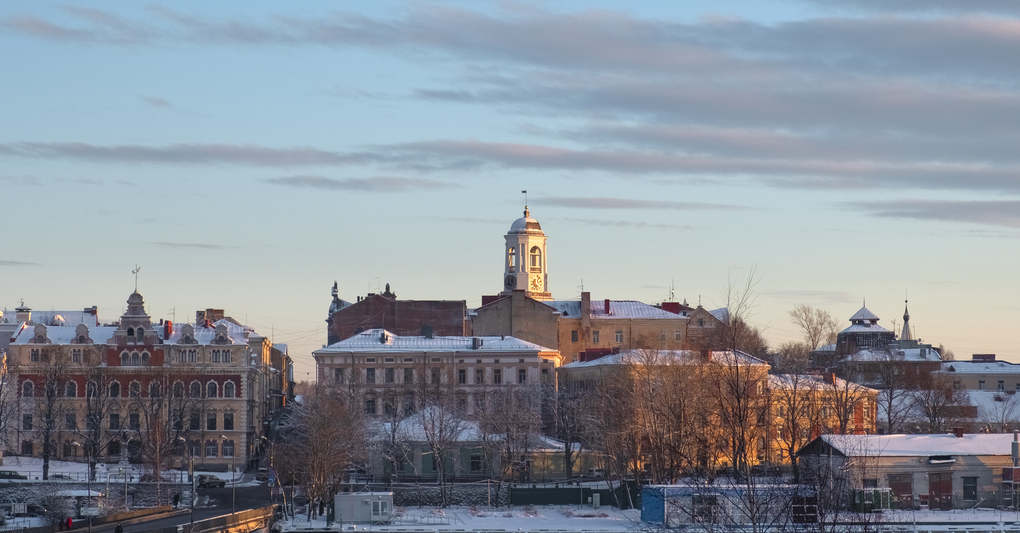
[85,484,274,533]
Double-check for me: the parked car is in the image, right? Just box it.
[197,475,226,488]
[0,471,27,480]
[49,474,73,480]
[585,468,607,479]
[255,468,269,482]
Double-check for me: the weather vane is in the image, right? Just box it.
[132,264,141,292]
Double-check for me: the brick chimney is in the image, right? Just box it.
[824,373,836,385]
[973,354,996,363]
[700,348,712,362]
[604,299,611,315]
[954,427,965,438]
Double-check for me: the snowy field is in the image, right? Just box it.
[280,505,642,532]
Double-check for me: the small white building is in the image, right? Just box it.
[334,492,393,524]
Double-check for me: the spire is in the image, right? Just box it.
[522,190,529,218]
[901,299,912,341]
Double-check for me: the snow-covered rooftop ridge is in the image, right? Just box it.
[560,348,766,369]
[850,306,880,322]
[317,329,555,353]
[709,308,729,322]
[849,346,941,362]
[839,323,892,335]
[817,433,1016,457]
[0,309,99,327]
[11,324,118,345]
[164,319,249,345]
[768,373,876,392]
[545,299,683,320]
[942,360,1020,373]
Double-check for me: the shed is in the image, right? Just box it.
[641,484,816,527]
[334,492,393,524]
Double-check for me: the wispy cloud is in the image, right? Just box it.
[554,217,691,230]
[852,200,1020,228]
[536,196,748,211]
[0,142,368,166]
[0,260,40,266]
[148,242,238,250]
[140,95,172,108]
[264,175,458,192]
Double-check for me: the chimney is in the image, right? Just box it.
[581,292,591,320]
[604,299,611,315]
[472,337,483,349]
[164,320,173,339]
[660,302,681,314]
[700,348,712,362]
[954,427,965,438]
[15,305,31,324]
[824,373,836,385]
[973,354,996,363]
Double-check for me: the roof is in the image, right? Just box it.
[850,306,880,322]
[849,347,941,362]
[545,299,685,320]
[11,324,118,345]
[315,329,555,354]
[508,208,544,235]
[0,309,99,327]
[709,308,729,322]
[372,410,565,450]
[805,433,1016,457]
[560,348,767,369]
[942,360,1020,374]
[164,320,249,345]
[839,323,892,335]
[768,374,876,393]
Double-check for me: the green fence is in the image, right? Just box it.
[508,483,641,509]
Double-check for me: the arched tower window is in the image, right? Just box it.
[223,381,236,398]
[131,352,140,367]
[121,352,129,366]
[207,381,218,398]
[529,246,542,271]
[65,382,77,397]
[173,381,184,398]
[149,381,161,398]
[22,381,33,398]
[109,382,120,398]
[190,381,202,398]
[126,327,134,338]
[136,328,144,341]
[141,352,150,366]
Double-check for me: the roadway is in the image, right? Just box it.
[84,484,275,533]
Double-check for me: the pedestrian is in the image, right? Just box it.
[115,523,123,533]
[172,493,180,508]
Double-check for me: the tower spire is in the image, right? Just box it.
[901,298,912,341]
[522,190,529,217]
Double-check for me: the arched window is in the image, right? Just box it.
[190,381,202,398]
[529,246,542,271]
[126,327,134,338]
[223,381,235,398]
[129,381,141,398]
[22,381,33,398]
[136,328,144,341]
[131,352,140,367]
[173,381,184,398]
[149,382,161,398]
[121,352,129,366]
[65,382,77,397]
[78,335,86,344]
[207,381,218,398]
[507,248,517,270]
[109,382,120,398]
[141,352,150,366]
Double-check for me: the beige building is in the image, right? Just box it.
[937,354,1020,392]
[9,291,279,471]
[313,329,561,416]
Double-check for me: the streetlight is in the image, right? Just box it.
[71,441,92,533]
[178,436,194,533]
[221,434,235,514]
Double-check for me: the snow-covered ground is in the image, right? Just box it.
[280,505,641,532]
[0,456,254,485]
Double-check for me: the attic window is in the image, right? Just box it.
[928,456,955,464]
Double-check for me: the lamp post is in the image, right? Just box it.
[221,434,235,514]
[71,442,92,533]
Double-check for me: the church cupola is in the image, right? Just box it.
[501,206,551,300]
[901,300,912,341]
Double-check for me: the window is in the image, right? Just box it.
[365,398,376,415]
[404,358,413,363]
[207,381,218,398]
[476,369,484,384]
[518,368,527,384]
[177,349,186,363]
[129,381,141,398]
[964,477,978,501]
[121,352,129,366]
[979,380,986,391]
[108,440,120,457]
[206,441,218,458]
[675,331,682,341]
[224,413,234,431]
[149,381,161,398]
[471,454,484,472]
[65,413,77,431]
[529,246,542,271]
[131,352,140,366]
[173,382,184,398]
[660,332,666,342]
[188,349,197,363]
[189,411,200,430]
[698,318,705,327]
[190,381,201,398]
[692,495,719,523]
[22,381,33,398]
[31,349,39,362]
[206,412,217,431]
[431,368,440,384]
[385,368,395,383]
[507,248,517,270]
[863,478,878,488]
[21,441,32,456]
[109,413,120,431]
[212,350,221,363]
[999,381,1005,392]
[22,414,32,430]
[222,350,231,363]
[494,369,502,384]
[334,368,344,383]
[458,369,466,384]
[615,331,623,343]
[65,382,77,397]
[404,368,413,383]
[72,349,81,363]
[129,413,140,430]
[366,368,376,384]
[571,330,578,343]
[541,368,549,383]
[223,440,235,458]
[592,331,600,343]
[173,410,183,431]
[189,440,201,457]
[224,381,236,398]
[403,395,415,415]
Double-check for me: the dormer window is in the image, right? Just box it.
[127,327,134,338]
[136,328,144,342]
[529,246,542,271]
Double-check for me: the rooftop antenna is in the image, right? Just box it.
[578,279,584,294]
[168,307,176,323]
[669,277,676,302]
[522,190,528,216]
[132,264,141,292]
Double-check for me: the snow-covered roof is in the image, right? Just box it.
[709,308,729,322]
[372,411,565,451]
[560,348,766,369]
[849,347,941,362]
[813,343,836,353]
[545,300,684,320]
[164,320,249,345]
[11,324,118,345]
[813,433,1016,457]
[768,374,876,393]
[850,306,880,322]
[0,309,99,327]
[839,323,892,335]
[508,209,544,235]
[942,361,1020,374]
[315,329,554,354]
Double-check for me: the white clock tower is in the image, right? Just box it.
[501,207,551,300]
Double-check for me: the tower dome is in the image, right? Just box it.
[508,208,545,235]
[501,207,551,300]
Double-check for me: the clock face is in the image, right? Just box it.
[504,275,517,290]
[530,274,542,291]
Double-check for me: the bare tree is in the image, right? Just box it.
[130,366,192,502]
[0,353,18,458]
[912,372,971,433]
[711,353,771,478]
[822,372,873,435]
[788,305,840,351]
[554,384,588,479]
[979,392,1020,433]
[770,373,823,482]
[418,396,468,507]
[35,346,70,480]
[870,349,912,434]
[72,346,122,481]
[475,384,542,504]
[587,371,640,508]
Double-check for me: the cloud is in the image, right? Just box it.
[535,196,748,211]
[148,242,238,250]
[0,175,43,186]
[141,95,172,108]
[0,141,369,166]
[852,200,1020,228]
[264,175,458,192]
[762,290,858,304]
[0,260,40,266]
[554,217,692,230]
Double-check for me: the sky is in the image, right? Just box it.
[3,0,1020,379]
